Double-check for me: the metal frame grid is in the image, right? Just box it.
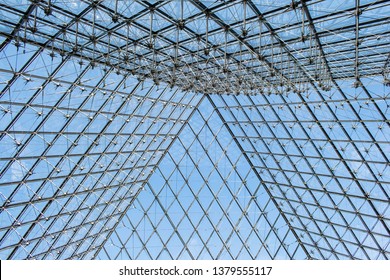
[212,79,390,259]
[0,36,203,259]
[1,0,389,94]
[99,97,308,260]
[0,0,389,259]
[100,79,390,260]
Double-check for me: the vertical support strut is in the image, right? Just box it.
[354,0,361,87]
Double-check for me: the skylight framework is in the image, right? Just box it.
[1,0,389,95]
[0,0,389,260]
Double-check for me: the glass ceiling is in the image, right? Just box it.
[0,0,389,260]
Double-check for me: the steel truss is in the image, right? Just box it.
[0,0,389,260]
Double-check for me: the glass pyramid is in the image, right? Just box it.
[0,0,389,260]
